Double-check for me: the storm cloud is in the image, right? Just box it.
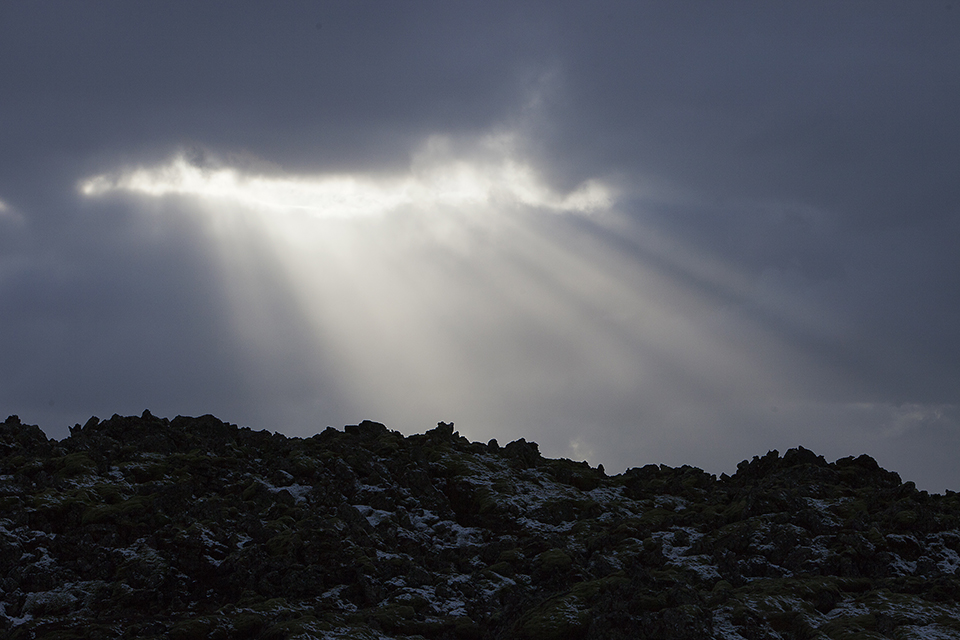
[2,1,958,490]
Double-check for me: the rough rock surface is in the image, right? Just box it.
[2,412,960,639]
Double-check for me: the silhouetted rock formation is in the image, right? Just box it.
[2,412,960,638]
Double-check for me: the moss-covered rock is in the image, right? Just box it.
[2,414,959,639]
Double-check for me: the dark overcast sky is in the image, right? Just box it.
[2,1,959,491]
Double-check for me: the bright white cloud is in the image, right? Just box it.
[78,141,613,218]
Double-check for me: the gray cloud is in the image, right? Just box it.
[2,1,959,491]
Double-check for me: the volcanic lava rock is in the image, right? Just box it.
[1,413,959,638]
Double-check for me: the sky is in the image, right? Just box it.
[2,1,959,491]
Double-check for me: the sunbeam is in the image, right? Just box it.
[78,137,855,473]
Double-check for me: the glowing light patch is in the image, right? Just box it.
[0,197,24,224]
[79,152,613,218]
[72,138,854,481]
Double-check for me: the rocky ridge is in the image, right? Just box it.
[2,412,960,639]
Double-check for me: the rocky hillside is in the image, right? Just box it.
[2,412,960,639]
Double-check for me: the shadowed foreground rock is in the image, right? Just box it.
[2,412,960,639]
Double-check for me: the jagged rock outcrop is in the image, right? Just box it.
[1,412,959,639]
